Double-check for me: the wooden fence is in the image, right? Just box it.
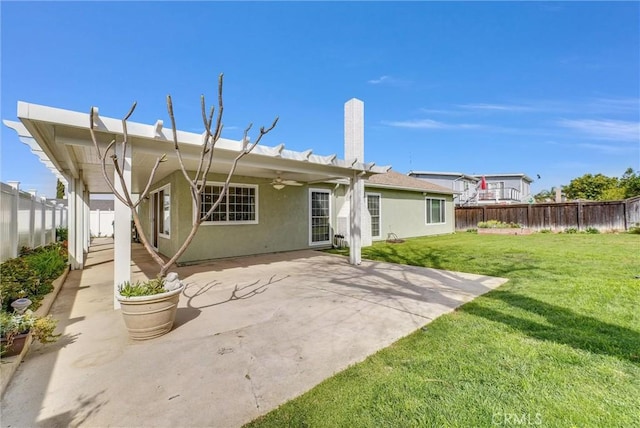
[455,196,640,232]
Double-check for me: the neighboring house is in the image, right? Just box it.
[409,171,533,205]
[407,171,477,205]
[474,173,533,205]
[5,98,454,304]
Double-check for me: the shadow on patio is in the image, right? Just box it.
[1,237,508,428]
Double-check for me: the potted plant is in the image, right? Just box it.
[116,275,184,340]
[88,74,277,340]
[1,311,59,357]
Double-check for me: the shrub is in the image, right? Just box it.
[28,246,67,280]
[629,223,640,234]
[466,229,478,233]
[0,243,67,312]
[585,227,600,234]
[477,220,522,229]
[564,228,578,234]
[539,229,553,233]
[56,227,68,242]
[1,258,40,312]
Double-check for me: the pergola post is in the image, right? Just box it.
[349,172,363,265]
[113,142,132,309]
[84,189,90,252]
[67,177,85,270]
[345,98,365,265]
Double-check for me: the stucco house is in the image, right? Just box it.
[5,99,454,306]
[409,171,533,205]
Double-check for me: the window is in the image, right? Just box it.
[161,188,170,236]
[153,185,170,238]
[426,198,445,224]
[309,189,331,244]
[366,193,381,238]
[201,183,257,224]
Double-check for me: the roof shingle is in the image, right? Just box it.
[366,170,454,194]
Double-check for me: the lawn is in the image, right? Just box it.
[246,233,640,427]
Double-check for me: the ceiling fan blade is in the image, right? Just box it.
[282,180,303,186]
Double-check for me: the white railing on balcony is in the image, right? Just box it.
[478,187,521,202]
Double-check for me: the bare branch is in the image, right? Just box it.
[166,96,179,151]
[87,110,129,206]
[120,102,137,164]
[123,102,137,122]
[91,74,278,278]
[198,74,225,193]
[134,155,166,208]
[193,95,214,188]
[213,73,224,142]
[167,95,198,194]
[249,117,279,149]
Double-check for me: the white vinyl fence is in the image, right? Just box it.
[1,182,68,263]
[90,209,114,237]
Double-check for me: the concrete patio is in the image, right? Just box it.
[1,238,507,427]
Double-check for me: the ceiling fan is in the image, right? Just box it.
[271,173,303,190]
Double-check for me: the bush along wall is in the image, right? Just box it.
[0,243,68,313]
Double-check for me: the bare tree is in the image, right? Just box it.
[89,74,278,277]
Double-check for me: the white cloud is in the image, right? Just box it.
[558,119,639,142]
[382,119,483,130]
[457,103,535,112]
[586,98,640,114]
[367,75,411,87]
[368,75,390,85]
[577,143,638,154]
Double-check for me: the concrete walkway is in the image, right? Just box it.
[1,238,507,427]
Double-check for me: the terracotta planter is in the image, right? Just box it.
[117,285,184,340]
[1,332,29,357]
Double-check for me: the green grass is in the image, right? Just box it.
[246,233,640,427]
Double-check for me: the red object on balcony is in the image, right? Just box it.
[480,176,487,190]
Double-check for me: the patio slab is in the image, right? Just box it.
[1,238,507,427]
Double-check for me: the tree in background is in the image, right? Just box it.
[534,187,558,202]
[563,173,619,201]
[535,169,639,202]
[620,167,640,198]
[561,168,640,201]
[56,179,65,199]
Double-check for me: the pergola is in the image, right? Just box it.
[5,99,389,308]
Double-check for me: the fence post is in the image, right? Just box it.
[28,190,37,248]
[40,196,47,247]
[577,202,583,231]
[7,182,20,259]
[52,200,57,242]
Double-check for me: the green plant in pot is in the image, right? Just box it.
[1,311,59,357]
[88,73,277,340]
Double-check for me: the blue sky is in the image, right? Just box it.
[2,1,638,198]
